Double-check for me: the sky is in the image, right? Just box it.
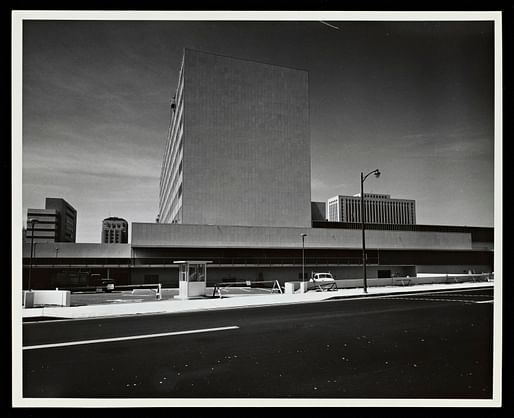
[19,15,497,243]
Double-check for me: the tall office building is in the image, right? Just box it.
[102,217,128,243]
[26,198,77,243]
[158,49,311,228]
[327,193,416,225]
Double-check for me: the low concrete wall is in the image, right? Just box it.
[23,242,131,258]
[334,278,395,288]
[334,274,490,289]
[415,273,491,285]
[23,290,71,308]
[416,265,492,275]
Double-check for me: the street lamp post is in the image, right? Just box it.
[361,169,381,293]
[27,218,38,291]
[301,233,308,282]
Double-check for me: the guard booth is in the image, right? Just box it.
[174,261,212,300]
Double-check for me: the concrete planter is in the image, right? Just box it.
[23,290,71,308]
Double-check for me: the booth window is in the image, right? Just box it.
[189,264,206,282]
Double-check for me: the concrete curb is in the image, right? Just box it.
[22,281,494,320]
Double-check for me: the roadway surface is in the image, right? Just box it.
[22,287,494,399]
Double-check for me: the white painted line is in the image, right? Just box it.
[377,287,493,299]
[384,296,495,304]
[428,294,492,297]
[387,297,478,304]
[23,326,239,351]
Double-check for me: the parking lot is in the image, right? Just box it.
[68,286,281,306]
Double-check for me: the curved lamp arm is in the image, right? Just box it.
[362,169,381,183]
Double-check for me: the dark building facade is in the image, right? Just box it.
[26,198,77,243]
[102,217,128,244]
[311,201,327,221]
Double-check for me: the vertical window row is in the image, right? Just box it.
[159,60,185,223]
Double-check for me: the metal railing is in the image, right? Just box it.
[113,283,162,300]
[56,282,162,299]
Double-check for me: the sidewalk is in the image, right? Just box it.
[21,281,494,320]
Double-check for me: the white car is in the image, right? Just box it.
[309,273,335,283]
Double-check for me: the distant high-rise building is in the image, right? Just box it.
[327,193,416,225]
[158,49,311,228]
[102,217,128,243]
[26,198,77,243]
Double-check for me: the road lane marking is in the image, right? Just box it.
[384,296,494,304]
[23,326,239,351]
[376,288,493,300]
[382,288,492,296]
[386,297,474,303]
[419,294,493,297]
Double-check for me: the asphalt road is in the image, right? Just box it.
[22,287,494,399]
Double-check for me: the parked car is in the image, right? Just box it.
[90,274,115,292]
[309,272,335,283]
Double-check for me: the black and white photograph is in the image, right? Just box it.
[12,10,502,407]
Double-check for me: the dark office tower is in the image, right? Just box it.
[26,198,77,243]
[102,217,129,243]
[158,49,311,227]
[45,198,77,241]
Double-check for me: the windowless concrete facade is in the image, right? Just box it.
[131,223,471,250]
[159,49,311,228]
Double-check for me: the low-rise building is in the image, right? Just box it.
[327,193,416,225]
[22,222,493,289]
